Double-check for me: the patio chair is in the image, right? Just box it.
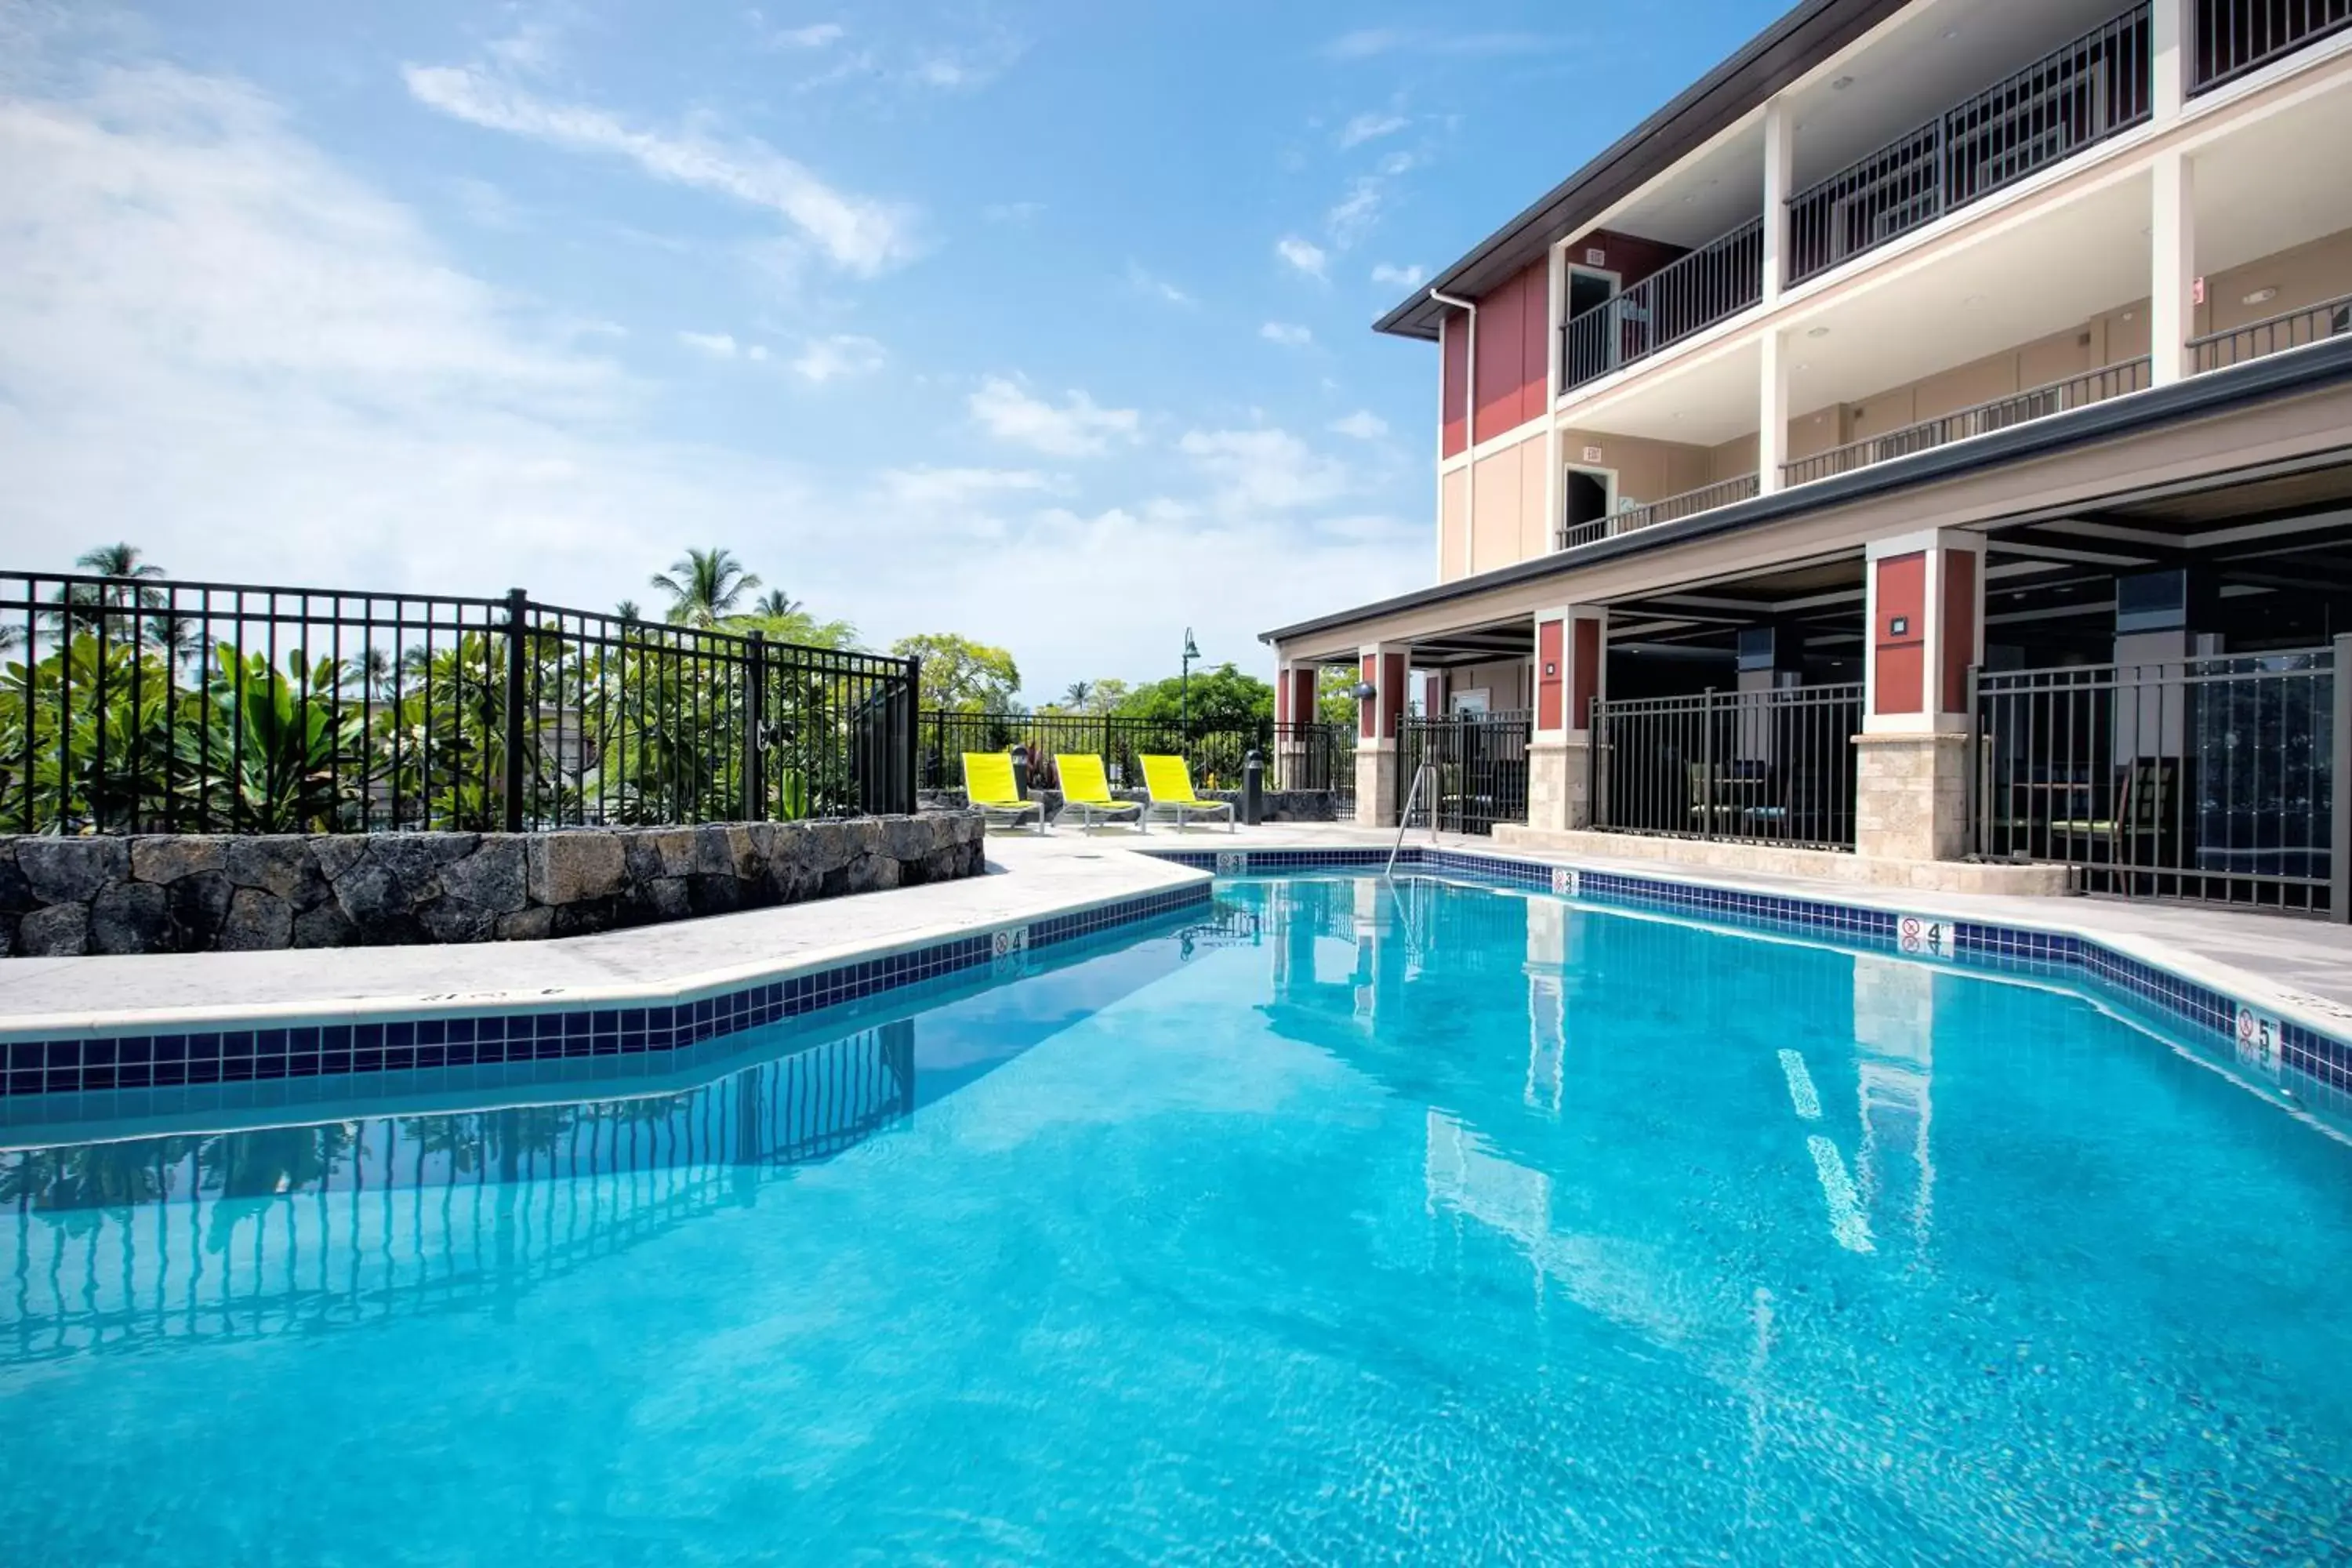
[1686,762,1744,833]
[1055,753,1145,833]
[2048,756,2176,868]
[1139,754,1236,832]
[961,752,1046,834]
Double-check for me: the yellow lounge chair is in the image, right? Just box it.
[1139,753,1235,832]
[1055,753,1146,832]
[962,752,1045,833]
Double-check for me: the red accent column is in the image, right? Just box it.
[1872,553,1927,717]
[1535,619,1565,731]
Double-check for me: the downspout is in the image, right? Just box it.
[1430,287,1477,579]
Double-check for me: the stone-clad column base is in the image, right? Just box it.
[1853,733,1971,862]
[1356,745,1400,827]
[1526,737,1593,833]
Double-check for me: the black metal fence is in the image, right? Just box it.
[1975,645,2344,914]
[1560,217,1765,392]
[1783,359,2152,488]
[920,711,1353,799]
[0,572,918,834]
[1788,5,2151,286]
[1399,713,1531,835]
[1592,684,1864,851]
[2189,292,2352,373]
[2192,0,2352,93]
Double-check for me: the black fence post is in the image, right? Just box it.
[742,630,767,822]
[902,657,922,814]
[2333,634,2350,924]
[502,587,528,833]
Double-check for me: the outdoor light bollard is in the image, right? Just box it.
[1010,744,1031,800]
[1242,749,1265,827]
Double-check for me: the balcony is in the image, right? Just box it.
[1782,358,2151,487]
[1558,473,1761,551]
[1560,219,1765,394]
[2192,0,2352,93]
[1788,5,2151,288]
[2190,289,2352,370]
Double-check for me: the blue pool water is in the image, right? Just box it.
[3,873,2348,1563]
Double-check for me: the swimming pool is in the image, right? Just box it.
[3,871,2347,1562]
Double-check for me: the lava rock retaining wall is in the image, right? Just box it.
[0,813,986,957]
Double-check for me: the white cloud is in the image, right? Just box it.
[1260,321,1312,348]
[1275,235,1327,280]
[982,200,1041,224]
[967,377,1141,458]
[875,467,1061,509]
[677,329,743,358]
[1323,28,1561,60]
[790,333,885,383]
[1329,410,1388,441]
[1177,427,1352,513]
[1325,179,1385,246]
[401,62,914,273]
[1371,262,1428,289]
[753,18,846,49]
[0,31,1424,707]
[1126,261,1192,307]
[1337,111,1407,148]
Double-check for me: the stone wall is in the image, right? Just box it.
[917,788,1340,823]
[0,814,986,957]
[1853,733,1972,862]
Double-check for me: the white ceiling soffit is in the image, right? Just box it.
[1595,118,1769,252]
[1783,0,2143,191]
[2193,83,2352,275]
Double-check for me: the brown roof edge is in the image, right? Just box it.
[1373,0,1904,343]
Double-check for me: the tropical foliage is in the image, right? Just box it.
[3,546,898,833]
[890,632,1021,713]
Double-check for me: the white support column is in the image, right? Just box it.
[1757,328,1790,495]
[1762,96,1793,310]
[1544,245,1565,555]
[2151,149,2197,387]
[2152,0,2190,122]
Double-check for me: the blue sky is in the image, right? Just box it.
[0,0,1780,700]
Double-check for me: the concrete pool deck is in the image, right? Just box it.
[2,821,2349,1047]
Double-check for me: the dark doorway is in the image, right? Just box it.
[1562,468,1611,548]
[1566,270,1614,319]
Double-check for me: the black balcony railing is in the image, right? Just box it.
[1975,644,2345,914]
[1559,473,1761,551]
[1560,218,1766,392]
[0,572,918,834]
[2193,0,2352,93]
[1788,6,2151,287]
[2190,290,2352,372]
[1592,683,1864,851]
[1781,358,2151,488]
[1399,712,1531,835]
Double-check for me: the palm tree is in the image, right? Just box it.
[614,598,643,623]
[1062,680,1094,710]
[750,588,804,619]
[648,548,760,629]
[74,543,167,607]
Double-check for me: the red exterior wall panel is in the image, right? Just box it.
[1872,554,1927,717]
[1535,619,1565,731]
[1440,316,1470,458]
[1572,617,1602,730]
[1940,551,1977,716]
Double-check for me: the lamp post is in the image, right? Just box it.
[1180,627,1201,735]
